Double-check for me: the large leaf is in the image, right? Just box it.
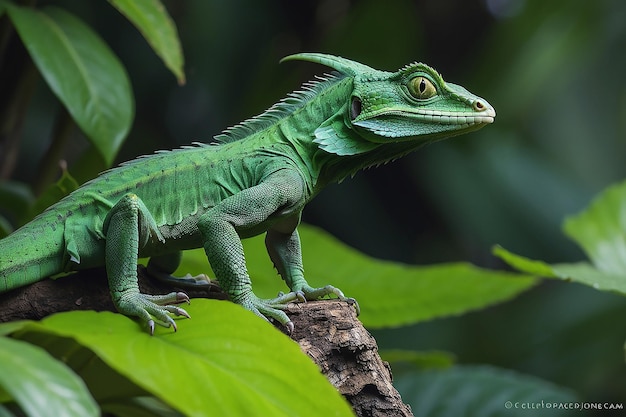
[6,300,354,417]
[108,0,185,84]
[0,336,98,417]
[563,180,626,275]
[177,224,537,328]
[7,5,133,166]
[493,246,626,295]
[494,179,626,296]
[395,365,578,417]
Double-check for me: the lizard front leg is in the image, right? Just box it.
[103,194,190,334]
[266,227,360,315]
[197,170,306,331]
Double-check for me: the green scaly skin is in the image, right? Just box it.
[0,53,495,334]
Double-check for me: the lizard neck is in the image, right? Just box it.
[280,76,427,193]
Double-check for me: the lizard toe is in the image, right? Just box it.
[162,304,191,319]
[238,293,295,332]
[293,284,360,315]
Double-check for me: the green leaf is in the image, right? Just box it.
[0,336,98,417]
[493,180,626,362]
[395,365,578,417]
[494,180,626,295]
[11,301,354,417]
[11,330,150,403]
[494,246,626,295]
[0,321,30,337]
[7,5,133,166]
[178,224,537,329]
[108,0,185,84]
[563,180,626,275]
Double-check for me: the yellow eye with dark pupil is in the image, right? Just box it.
[409,76,436,99]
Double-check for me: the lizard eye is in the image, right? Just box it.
[408,76,437,100]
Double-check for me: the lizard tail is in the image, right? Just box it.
[0,221,66,293]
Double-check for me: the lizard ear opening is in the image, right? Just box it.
[350,97,362,121]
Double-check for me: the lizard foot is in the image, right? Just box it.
[236,285,358,334]
[114,290,191,335]
[293,284,360,316]
[235,292,305,334]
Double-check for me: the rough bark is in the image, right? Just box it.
[0,267,413,417]
[287,301,414,417]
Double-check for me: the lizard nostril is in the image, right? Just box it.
[473,100,485,111]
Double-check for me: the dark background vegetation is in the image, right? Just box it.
[3,0,626,408]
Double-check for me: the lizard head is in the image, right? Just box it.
[281,53,495,154]
[349,61,496,143]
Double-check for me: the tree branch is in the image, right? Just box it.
[0,268,413,417]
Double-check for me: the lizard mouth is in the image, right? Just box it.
[408,108,495,125]
[352,106,496,140]
[371,106,496,125]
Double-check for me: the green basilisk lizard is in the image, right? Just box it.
[0,53,495,334]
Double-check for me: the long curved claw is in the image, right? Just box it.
[162,305,191,319]
[171,292,190,305]
[285,321,294,335]
[294,290,307,303]
[166,316,178,332]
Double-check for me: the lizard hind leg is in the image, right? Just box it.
[147,252,212,287]
[103,193,191,334]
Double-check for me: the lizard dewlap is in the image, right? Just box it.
[0,53,495,334]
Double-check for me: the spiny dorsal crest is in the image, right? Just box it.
[213,53,387,145]
[213,74,343,144]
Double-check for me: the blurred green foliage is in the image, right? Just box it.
[1,0,626,414]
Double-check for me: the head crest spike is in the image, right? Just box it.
[280,53,378,76]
